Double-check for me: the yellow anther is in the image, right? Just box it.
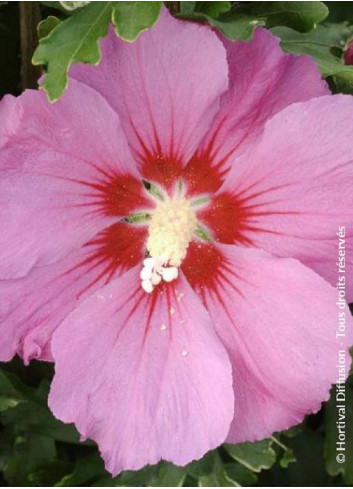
[147,197,197,266]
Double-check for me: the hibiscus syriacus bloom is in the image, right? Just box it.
[1,8,352,475]
[344,38,353,65]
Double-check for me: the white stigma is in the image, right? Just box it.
[141,196,197,293]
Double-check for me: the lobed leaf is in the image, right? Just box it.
[179,1,328,41]
[33,1,162,102]
[223,463,258,486]
[224,440,276,473]
[272,23,353,93]
[112,1,162,42]
[236,1,329,32]
[197,453,239,487]
[37,15,61,39]
[33,1,112,102]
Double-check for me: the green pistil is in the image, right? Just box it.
[194,224,212,242]
[142,180,165,201]
[190,195,209,208]
[123,212,151,224]
[177,178,183,196]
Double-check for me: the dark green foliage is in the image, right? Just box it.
[0,359,352,486]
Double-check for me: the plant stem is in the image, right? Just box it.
[19,1,41,90]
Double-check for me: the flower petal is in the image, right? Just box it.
[49,267,233,474]
[186,28,329,194]
[183,242,353,442]
[70,9,228,188]
[201,95,353,300]
[0,81,151,278]
[0,223,147,363]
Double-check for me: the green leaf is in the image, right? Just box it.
[60,1,91,11]
[270,436,297,468]
[179,1,328,41]
[271,23,353,93]
[151,462,186,487]
[0,371,26,412]
[0,374,82,444]
[112,1,162,42]
[280,428,334,486]
[179,1,196,16]
[223,463,258,486]
[114,464,159,486]
[34,1,162,101]
[55,454,107,487]
[180,1,230,18]
[178,9,263,41]
[28,460,72,487]
[33,1,112,102]
[186,451,250,487]
[37,15,61,39]
[2,434,56,486]
[194,1,231,18]
[324,378,353,484]
[186,450,218,480]
[2,397,82,444]
[236,1,328,32]
[281,424,303,438]
[198,453,239,487]
[279,447,297,468]
[224,440,276,472]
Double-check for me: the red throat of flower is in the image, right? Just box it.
[136,180,211,293]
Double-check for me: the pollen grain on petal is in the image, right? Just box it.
[199,192,254,245]
[140,151,183,193]
[74,173,153,218]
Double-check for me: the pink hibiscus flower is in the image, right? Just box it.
[1,8,352,475]
[344,38,353,65]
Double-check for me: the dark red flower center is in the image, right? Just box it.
[73,151,254,296]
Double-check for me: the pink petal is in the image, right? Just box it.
[344,39,353,65]
[0,81,151,278]
[183,242,353,442]
[70,9,228,189]
[49,267,233,474]
[187,28,329,194]
[202,95,353,300]
[0,223,147,363]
